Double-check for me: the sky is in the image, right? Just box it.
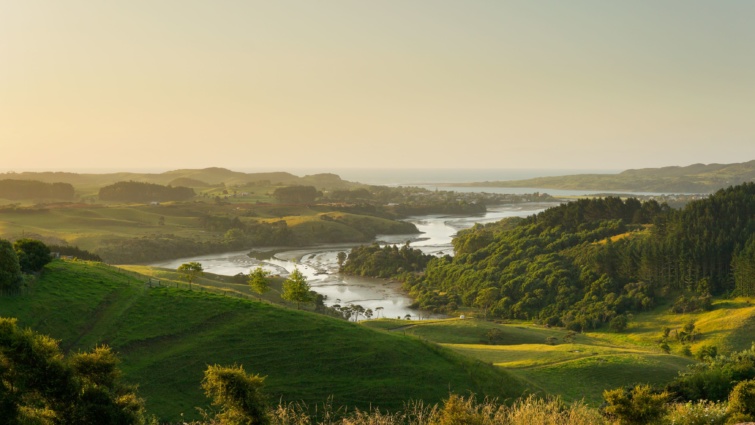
[1,1,754,173]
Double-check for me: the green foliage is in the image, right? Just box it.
[727,379,755,418]
[409,184,755,328]
[609,314,629,332]
[281,268,312,309]
[248,268,271,300]
[340,242,433,278]
[0,317,146,425]
[695,344,718,361]
[602,384,669,425]
[177,262,204,289]
[99,181,195,202]
[0,260,526,422]
[0,239,22,293]
[667,344,755,402]
[13,238,52,273]
[202,364,269,425]
[733,234,755,297]
[663,400,728,425]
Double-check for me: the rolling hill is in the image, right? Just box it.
[0,259,527,422]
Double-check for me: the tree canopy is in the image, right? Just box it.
[248,267,271,300]
[177,262,204,290]
[14,239,52,273]
[98,181,195,202]
[281,268,312,309]
[0,239,23,294]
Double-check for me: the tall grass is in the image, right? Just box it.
[191,395,606,425]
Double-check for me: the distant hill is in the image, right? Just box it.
[457,160,755,193]
[0,167,359,190]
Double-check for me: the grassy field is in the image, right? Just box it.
[0,260,526,422]
[361,301,755,405]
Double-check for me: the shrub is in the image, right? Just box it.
[603,385,669,425]
[728,379,755,418]
[663,400,728,425]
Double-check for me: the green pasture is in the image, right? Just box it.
[364,317,699,405]
[0,260,525,422]
[0,202,417,259]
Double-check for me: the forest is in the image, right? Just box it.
[98,181,196,202]
[0,179,75,200]
[394,183,755,330]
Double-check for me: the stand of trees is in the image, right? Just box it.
[98,181,195,202]
[0,179,74,200]
[397,183,755,328]
[273,186,320,203]
[340,242,434,278]
[0,238,52,294]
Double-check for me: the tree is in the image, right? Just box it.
[248,267,271,300]
[13,238,52,273]
[177,261,204,290]
[0,239,22,294]
[474,287,499,320]
[201,364,269,425]
[281,268,312,310]
[0,317,146,424]
[336,251,347,268]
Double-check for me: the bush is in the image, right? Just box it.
[603,385,669,425]
[663,400,728,425]
[609,315,628,332]
[728,379,755,418]
[695,344,718,361]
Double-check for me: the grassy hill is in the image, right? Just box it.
[0,260,527,422]
[457,160,755,193]
[363,302,755,405]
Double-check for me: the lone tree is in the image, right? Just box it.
[177,261,204,290]
[336,251,347,268]
[13,238,52,273]
[281,268,312,310]
[202,364,269,425]
[248,267,271,300]
[0,239,23,294]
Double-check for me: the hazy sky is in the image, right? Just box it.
[1,1,753,172]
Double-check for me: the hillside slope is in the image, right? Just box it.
[0,260,527,422]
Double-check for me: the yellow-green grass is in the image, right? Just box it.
[120,265,290,305]
[0,205,203,249]
[514,353,693,404]
[373,318,594,346]
[368,317,698,405]
[0,260,526,422]
[584,298,755,354]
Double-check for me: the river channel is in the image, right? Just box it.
[150,202,558,320]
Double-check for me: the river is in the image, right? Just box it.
[150,202,558,320]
